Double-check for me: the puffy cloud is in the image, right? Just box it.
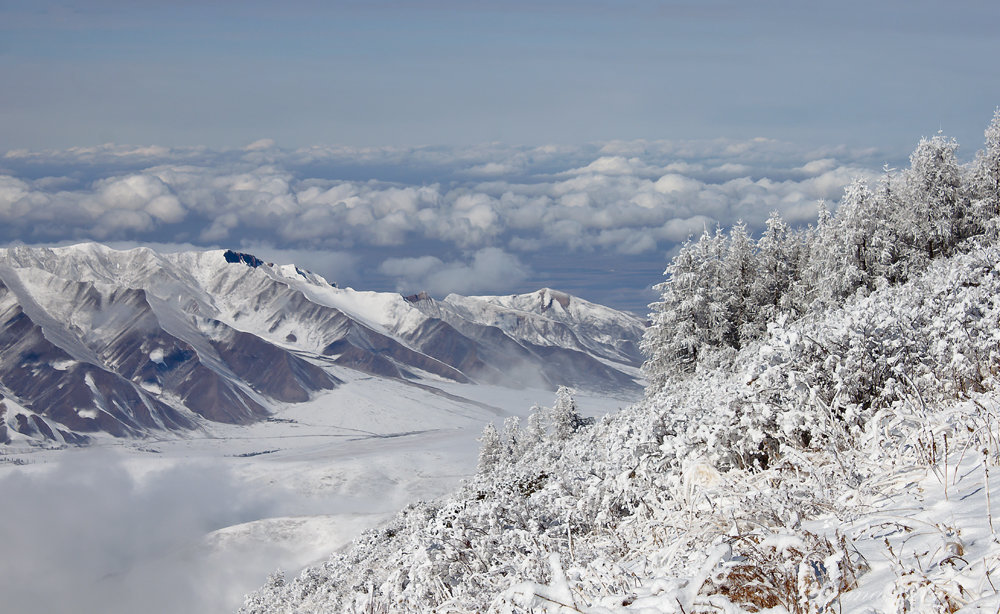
[653,173,703,195]
[563,156,655,177]
[379,247,530,297]
[94,174,186,224]
[244,138,277,151]
[0,137,891,305]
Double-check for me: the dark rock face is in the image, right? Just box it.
[0,302,191,438]
[224,250,266,268]
[403,291,432,303]
[321,326,470,383]
[212,328,341,403]
[0,398,8,444]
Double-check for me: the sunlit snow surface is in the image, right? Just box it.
[0,374,636,614]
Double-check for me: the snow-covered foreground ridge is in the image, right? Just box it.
[242,241,1000,613]
[0,243,644,445]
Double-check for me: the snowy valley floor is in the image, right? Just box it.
[0,373,637,614]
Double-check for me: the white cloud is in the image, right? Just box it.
[0,137,888,300]
[564,155,650,176]
[378,254,443,279]
[653,173,703,195]
[244,138,277,151]
[379,248,530,297]
[798,158,838,175]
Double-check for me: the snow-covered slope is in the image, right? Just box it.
[0,243,644,444]
[239,243,1000,613]
[436,288,645,366]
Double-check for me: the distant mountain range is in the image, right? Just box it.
[0,244,645,445]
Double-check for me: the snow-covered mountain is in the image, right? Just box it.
[0,243,644,445]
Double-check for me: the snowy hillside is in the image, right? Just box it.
[0,244,644,445]
[241,111,1000,613]
[240,244,1000,613]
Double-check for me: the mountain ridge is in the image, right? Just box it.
[0,243,645,446]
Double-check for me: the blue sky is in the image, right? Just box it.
[2,1,999,311]
[3,1,998,150]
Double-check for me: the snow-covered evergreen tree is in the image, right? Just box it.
[641,227,733,384]
[903,133,967,260]
[501,415,520,458]
[477,422,502,473]
[751,212,797,331]
[833,178,884,297]
[549,386,583,441]
[722,220,757,348]
[523,405,547,453]
[641,236,703,383]
[971,107,1000,235]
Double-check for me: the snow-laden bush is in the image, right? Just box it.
[734,247,1000,465]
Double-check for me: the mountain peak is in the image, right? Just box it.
[223,249,267,268]
[536,287,571,312]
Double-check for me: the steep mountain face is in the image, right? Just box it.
[0,244,644,445]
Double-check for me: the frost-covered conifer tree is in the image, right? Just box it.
[501,416,520,457]
[971,108,1000,235]
[477,422,502,473]
[524,405,547,451]
[834,178,881,296]
[641,237,703,383]
[803,200,838,305]
[722,221,757,348]
[904,134,966,259]
[751,212,796,334]
[641,226,734,382]
[872,164,909,284]
[550,386,583,441]
[697,227,731,348]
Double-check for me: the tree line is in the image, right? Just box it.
[641,109,1000,386]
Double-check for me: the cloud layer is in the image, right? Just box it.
[1,139,887,311]
[0,453,284,614]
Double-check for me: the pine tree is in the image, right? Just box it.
[803,200,837,306]
[835,178,880,296]
[722,221,757,348]
[873,164,909,284]
[641,237,703,384]
[501,416,520,457]
[524,405,547,450]
[971,108,1000,236]
[750,212,796,335]
[904,133,966,259]
[477,422,502,473]
[550,386,584,441]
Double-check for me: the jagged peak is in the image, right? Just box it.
[223,249,268,268]
[402,290,432,303]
